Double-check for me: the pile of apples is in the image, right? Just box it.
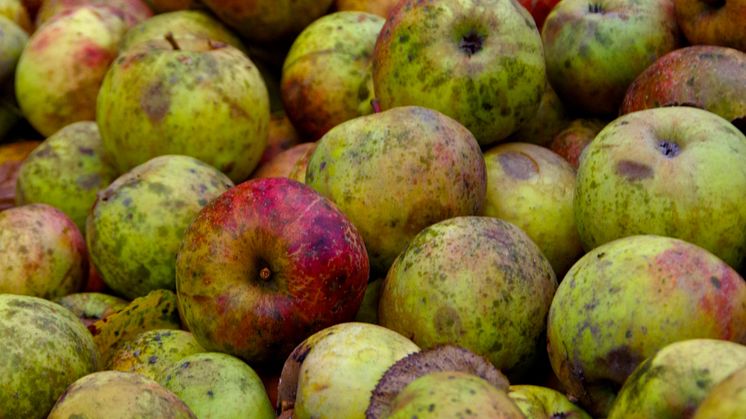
[0,0,745,417]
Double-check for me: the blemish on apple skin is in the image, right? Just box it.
[498,151,539,180]
[140,81,170,124]
[615,160,653,181]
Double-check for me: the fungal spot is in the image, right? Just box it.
[499,151,539,180]
[148,355,158,364]
[459,30,484,57]
[433,306,462,336]
[656,140,680,158]
[615,160,653,181]
[140,81,170,124]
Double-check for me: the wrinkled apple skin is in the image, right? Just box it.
[0,15,27,82]
[97,36,269,183]
[674,0,746,51]
[483,142,582,277]
[15,6,127,137]
[305,106,486,274]
[0,203,87,298]
[693,365,746,419]
[508,385,591,419]
[293,322,420,419]
[47,371,196,418]
[159,352,275,419]
[201,0,334,43]
[574,107,746,270]
[373,0,546,146]
[35,0,153,28]
[281,11,384,140]
[388,371,524,418]
[0,294,100,419]
[335,0,399,17]
[607,339,746,419]
[16,121,118,233]
[549,118,606,169]
[176,177,370,364]
[108,329,204,380]
[379,216,557,379]
[621,46,746,130]
[86,155,233,299]
[0,140,39,211]
[541,0,680,115]
[547,235,746,417]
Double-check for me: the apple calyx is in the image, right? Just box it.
[587,3,604,13]
[459,30,485,56]
[164,32,180,51]
[656,140,680,158]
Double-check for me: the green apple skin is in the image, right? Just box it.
[120,10,246,53]
[291,322,419,419]
[373,0,546,147]
[674,0,746,52]
[354,277,383,324]
[336,0,400,17]
[0,15,27,82]
[607,339,746,419]
[508,385,591,419]
[47,371,196,419]
[549,118,607,170]
[379,216,557,380]
[35,0,153,28]
[108,329,205,380]
[55,292,129,328]
[158,352,275,419]
[281,11,384,140]
[15,121,118,233]
[541,0,680,115]
[574,107,746,271]
[86,155,233,299]
[305,106,486,274]
[0,294,100,419]
[0,203,87,298]
[547,235,746,417]
[508,83,570,147]
[483,142,582,277]
[693,366,746,419]
[0,0,32,33]
[15,6,128,137]
[97,36,269,183]
[388,371,525,419]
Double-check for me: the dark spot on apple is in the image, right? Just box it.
[710,276,721,289]
[615,160,653,181]
[656,140,680,158]
[399,34,409,43]
[433,305,462,336]
[499,151,539,180]
[459,30,484,57]
[78,146,94,156]
[140,81,170,124]
[599,345,644,383]
[587,3,604,13]
[207,389,214,398]
[551,413,570,419]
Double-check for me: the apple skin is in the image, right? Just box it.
[108,329,205,380]
[508,385,591,419]
[255,111,303,170]
[335,0,399,17]
[483,142,583,277]
[621,46,746,131]
[547,235,746,417]
[549,118,606,170]
[176,177,370,365]
[674,0,746,51]
[143,0,201,13]
[607,339,746,419]
[693,366,746,418]
[379,216,557,380]
[15,121,118,233]
[518,0,561,29]
[287,142,317,183]
[96,36,269,183]
[0,294,100,419]
[508,82,570,147]
[0,15,28,83]
[35,0,153,28]
[541,0,680,116]
[200,0,334,43]
[373,0,546,146]
[0,203,87,298]
[281,11,384,140]
[253,142,316,180]
[574,107,746,271]
[0,139,39,211]
[0,0,33,33]
[55,292,128,328]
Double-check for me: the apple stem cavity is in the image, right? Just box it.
[657,140,680,158]
[259,267,271,281]
[165,32,181,51]
[459,30,485,57]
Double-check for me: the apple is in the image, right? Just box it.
[674,0,746,51]
[143,0,200,13]
[508,82,570,147]
[305,106,486,274]
[335,0,399,17]
[15,121,118,233]
[354,277,382,324]
[159,352,276,419]
[0,15,27,82]
[0,203,87,298]
[96,35,269,183]
[549,118,606,169]
[574,106,746,271]
[54,291,128,328]
[483,142,583,276]
[0,0,33,33]
[379,216,557,380]
[15,6,128,137]
[252,142,316,180]
[256,112,302,169]
[281,11,384,140]
[0,139,39,211]
[108,329,204,380]
[287,142,317,183]
[508,385,591,418]
[35,0,152,28]
[200,0,334,43]
[607,339,746,418]
[621,45,746,132]
[47,371,195,418]
[518,0,561,29]
[693,366,746,418]
[547,235,746,417]
[0,294,99,419]
[541,0,680,116]
[373,0,546,146]
[176,177,370,364]
[86,155,233,299]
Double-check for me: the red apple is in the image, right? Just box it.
[176,177,370,365]
[518,0,560,29]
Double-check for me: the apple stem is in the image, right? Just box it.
[371,99,382,113]
[165,32,180,51]
[259,267,271,280]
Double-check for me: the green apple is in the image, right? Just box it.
[693,366,746,419]
[508,83,570,147]
[55,291,129,328]
[0,0,32,33]
[483,142,582,276]
[159,352,275,419]
[335,0,399,17]
[35,0,153,28]
[97,35,269,183]
[607,339,746,419]
[354,277,382,324]
[108,329,205,380]
[508,385,591,419]
[0,294,99,419]
[574,107,746,271]
[15,121,118,232]
[547,235,746,417]
[0,15,27,83]
[379,216,557,380]
[281,11,384,140]
[305,106,486,273]
[86,155,233,299]
[373,0,546,146]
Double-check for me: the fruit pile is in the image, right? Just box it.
[0,0,744,418]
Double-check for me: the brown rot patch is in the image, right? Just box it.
[140,81,170,124]
[599,345,644,383]
[499,151,539,180]
[615,160,653,181]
